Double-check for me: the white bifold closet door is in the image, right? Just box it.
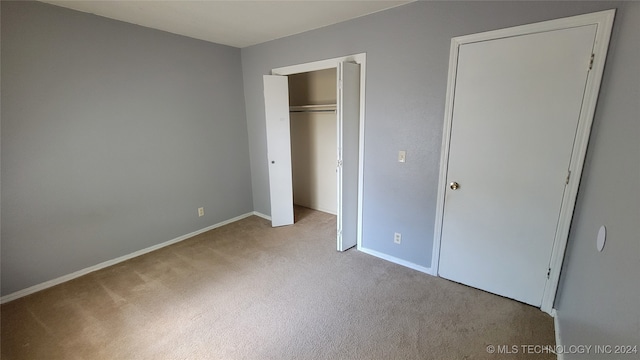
[263,75,294,227]
[263,62,360,251]
[336,62,360,251]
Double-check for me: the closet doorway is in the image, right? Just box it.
[289,69,338,216]
[263,54,365,251]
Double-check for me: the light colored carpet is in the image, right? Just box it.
[1,207,555,359]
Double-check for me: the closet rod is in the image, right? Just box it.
[290,109,336,113]
[289,104,336,113]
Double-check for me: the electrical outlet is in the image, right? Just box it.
[394,232,402,244]
[198,207,205,217]
[398,150,406,163]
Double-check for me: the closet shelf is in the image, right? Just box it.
[289,104,336,113]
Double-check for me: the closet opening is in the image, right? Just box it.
[289,69,338,217]
[264,53,365,251]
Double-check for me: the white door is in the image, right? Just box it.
[438,25,597,306]
[337,62,360,251]
[263,75,294,227]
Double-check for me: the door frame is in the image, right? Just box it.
[271,53,367,250]
[431,10,615,314]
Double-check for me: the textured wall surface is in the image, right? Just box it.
[1,1,252,295]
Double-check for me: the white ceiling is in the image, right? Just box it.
[40,0,413,48]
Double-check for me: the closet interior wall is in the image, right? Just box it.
[289,69,337,215]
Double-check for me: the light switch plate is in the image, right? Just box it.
[398,150,406,163]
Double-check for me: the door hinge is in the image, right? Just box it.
[547,268,551,279]
[337,160,343,167]
[565,170,572,185]
[589,53,595,70]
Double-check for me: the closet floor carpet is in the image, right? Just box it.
[1,207,555,360]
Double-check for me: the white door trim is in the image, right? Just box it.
[431,10,615,314]
[271,53,367,250]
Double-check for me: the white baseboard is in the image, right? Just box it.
[1,211,257,304]
[552,308,564,360]
[359,246,433,275]
[252,211,271,221]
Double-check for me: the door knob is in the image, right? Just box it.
[450,182,460,190]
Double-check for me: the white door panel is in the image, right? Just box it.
[263,75,294,227]
[439,26,597,305]
[337,62,360,251]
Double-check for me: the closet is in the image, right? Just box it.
[264,60,361,251]
[288,69,337,215]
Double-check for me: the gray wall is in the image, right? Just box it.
[241,1,623,268]
[554,1,640,357]
[1,1,253,295]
